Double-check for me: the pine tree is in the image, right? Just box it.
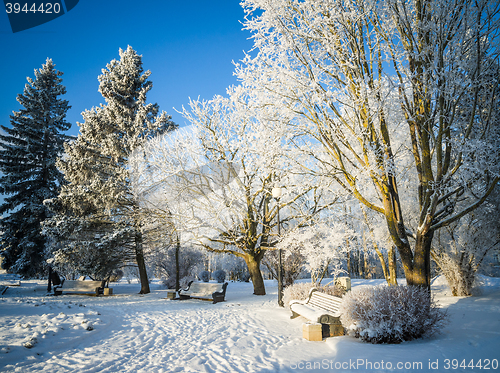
[0,58,72,277]
[44,46,176,293]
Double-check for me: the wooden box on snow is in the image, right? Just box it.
[302,322,323,341]
[166,291,176,299]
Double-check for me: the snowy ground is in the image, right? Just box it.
[1,274,499,373]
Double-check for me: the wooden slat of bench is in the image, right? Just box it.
[63,281,103,289]
[310,291,342,303]
[178,282,228,304]
[309,294,342,306]
[185,283,224,295]
[55,280,105,295]
[308,300,341,311]
[308,293,342,313]
[290,289,344,334]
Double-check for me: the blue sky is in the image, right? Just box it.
[0,1,254,137]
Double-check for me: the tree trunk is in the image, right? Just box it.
[135,230,150,294]
[388,246,398,286]
[244,253,266,295]
[404,230,433,291]
[359,249,364,278]
[347,250,351,277]
[175,235,180,292]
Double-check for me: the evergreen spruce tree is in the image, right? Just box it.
[44,46,176,293]
[0,58,71,277]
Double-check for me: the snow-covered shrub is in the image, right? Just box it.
[199,271,210,282]
[148,246,203,281]
[22,333,38,349]
[213,270,226,283]
[162,277,176,289]
[239,271,251,282]
[340,285,447,344]
[283,282,346,310]
[180,276,196,288]
[432,190,500,296]
[164,275,197,289]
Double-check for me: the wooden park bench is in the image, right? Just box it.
[0,277,21,295]
[290,288,344,340]
[178,281,228,304]
[54,279,107,296]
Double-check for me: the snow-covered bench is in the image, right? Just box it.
[178,281,228,304]
[54,280,106,296]
[290,288,344,337]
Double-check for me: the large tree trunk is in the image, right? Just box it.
[398,230,433,291]
[135,230,150,294]
[244,253,266,295]
[412,231,434,290]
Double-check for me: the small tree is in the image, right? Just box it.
[0,58,71,277]
[277,220,352,285]
[263,245,304,287]
[213,269,226,283]
[149,245,203,283]
[432,187,500,295]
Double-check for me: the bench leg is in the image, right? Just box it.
[212,295,225,304]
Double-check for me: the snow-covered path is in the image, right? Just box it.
[0,281,333,372]
[1,277,500,372]
[57,297,292,373]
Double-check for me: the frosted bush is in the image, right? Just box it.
[340,285,447,344]
[242,272,251,282]
[162,277,176,289]
[235,271,250,282]
[283,282,345,310]
[109,269,124,282]
[213,270,226,283]
[180,276,196,288]
[198,271,211,282]
[163,275,196,289]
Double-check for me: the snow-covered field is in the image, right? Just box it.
[1,274,499,373]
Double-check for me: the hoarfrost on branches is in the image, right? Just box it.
[277,220,353,285]
[129,92,340,295]
[235,0,500,290]
[44,46,176,292]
